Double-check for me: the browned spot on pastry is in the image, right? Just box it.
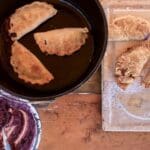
[10,32,17,38]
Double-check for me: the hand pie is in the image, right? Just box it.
[115,46,150,89]
[109,15,150,41]
[7,1,57,41]
[143,72,150,88]
[10,41,54,85]
[34,27,88,56]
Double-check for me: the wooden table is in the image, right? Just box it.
[38,1,150,150]
[38,93,150,150]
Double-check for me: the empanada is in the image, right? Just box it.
[6,1,57,41]
[10,41,54,85]
[34,27,88,56]
[115,46,150,89]
[143,72,150,88]
[109,15,150,41]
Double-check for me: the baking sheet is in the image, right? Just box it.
[102,7,150,131]
[102,42,150,131]
[101,0,150,8]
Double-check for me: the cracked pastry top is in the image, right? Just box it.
[109,15,150,41]
[115,45,150,89]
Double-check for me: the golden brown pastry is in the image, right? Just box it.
[7,1,57,41]
[143,72,150,88]
[10,41,54,85]
[34,27,88,56]
[109,15,150,41]
[115,45,150,89]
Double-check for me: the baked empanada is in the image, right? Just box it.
[115,46,150,89]
[143,72,150,88]
[7,1,57,41]
[109,15,150,41]
[34,27,88,56]
[10,41,54,85]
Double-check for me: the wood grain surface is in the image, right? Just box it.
[38,94,150,150]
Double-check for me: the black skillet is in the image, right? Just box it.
[0,0,107,101]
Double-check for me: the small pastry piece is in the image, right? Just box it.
[6,1,57,41]
[115,46,150,89]
[10,41,54,85]
[34,27,89,56]
[143,72,150,88]
[109,15,150,41]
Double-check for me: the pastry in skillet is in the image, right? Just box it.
[115,45,150,89]
[34,27,89,56]
[109,15,150,41]
[10,41,54,85]
[6,1,57,41]
[143,72,150,88]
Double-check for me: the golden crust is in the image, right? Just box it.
[115,45,150,89]
[143,72,150,88]
[10,41,54,85]
[109,15,150,41]
[34,27,88,56]
[8,1,57,41]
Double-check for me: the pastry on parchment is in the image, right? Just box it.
[10,41,54,85]
[34,27,89,56]
[115,45,150,89]
[109,15,150,41]
[143,72,150,88]
[6,1,57,41]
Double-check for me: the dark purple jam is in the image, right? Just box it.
[0,98,37,150]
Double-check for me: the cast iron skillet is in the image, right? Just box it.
[0,0,107,101]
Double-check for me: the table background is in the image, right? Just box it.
[38,1,150,149]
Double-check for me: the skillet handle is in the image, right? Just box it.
[31,100,55,108]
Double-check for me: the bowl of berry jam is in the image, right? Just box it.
[0,90,41,150]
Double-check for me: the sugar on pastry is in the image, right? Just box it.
[115,45,150,89]
[109,15,150,41]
